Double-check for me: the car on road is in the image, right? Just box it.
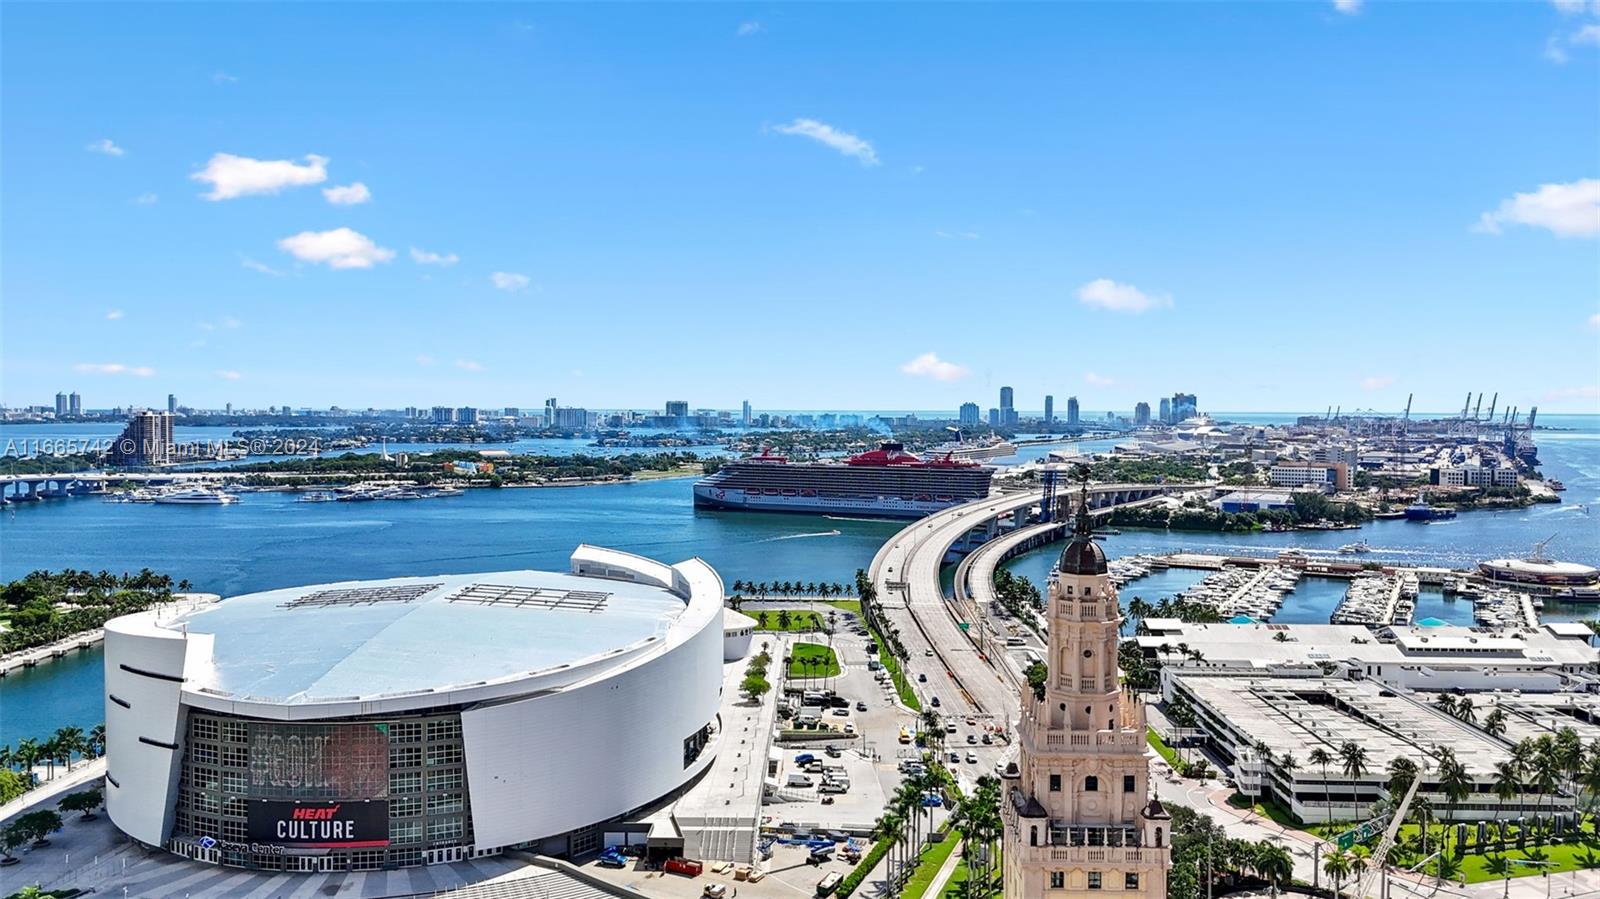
[918,673,927,682]
[597,847,629,868]
[825,745,842,758]
[856,700,867,711]
[831,708,849,717]
[949,751,961,764]
[982,733,993,745]
[966,751,978,764]
[967,734,977,744]
[966,716,976,725]
[924,649,934,656]
[930,695,940,707]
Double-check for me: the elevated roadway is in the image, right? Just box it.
[867,483,1198,744]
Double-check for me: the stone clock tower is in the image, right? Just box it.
[1001,483,1171,898]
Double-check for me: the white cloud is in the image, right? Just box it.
[490,271,531,291]
[74,362,154,377]
[935,230,980,240]
[415,354,436,367]
[86,138,124,157]
[1332,0,1362,14]
[277,227,395,269]
[771,118,880,166]
[455,359,484,372]
[221,316,241,329]
[1076,278,1173,313]
[1588,313,1600,330]
[1544,385,1600,400]
[898,352,970,382]
[1474,178,1600,238]
[212,71,239,84]
[105,309,124,321]
[241,256,284,276]
[1360,375,1396,390]
[1083,372,1116,387]
[410,247,460,266]
[1552,0,1587,13]
[1574,24,1600,45]
[322,182,372,205]
[193,153,328,200]
[132,193,158,205]
[215,370,243,381]
[737,21,763,36]
[1546,35,1571,64]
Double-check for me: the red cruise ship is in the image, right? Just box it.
[692,441,995,519]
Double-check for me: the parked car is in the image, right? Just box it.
[966,751,978,764]
[982,733,993,745]
[924,649,934,657]
[948,751,961,764]
[930,696,940,707]
[918,673,927,682]
[856,700,868,711]
[825,745,842,758]
[831,708,849,717]
[597,847,629,868]
[794,753,816,765]
[967,734,977,744]
[703,886,728,899]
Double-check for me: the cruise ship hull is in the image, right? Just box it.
[692,483,965,519]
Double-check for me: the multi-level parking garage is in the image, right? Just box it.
[102,545,726,873]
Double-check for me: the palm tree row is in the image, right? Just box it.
[950,775,1004,897]
[0,723,106,794]
[728,580,854,600]
[874,761,949,893]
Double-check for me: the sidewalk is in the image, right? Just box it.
[0,758,106,827]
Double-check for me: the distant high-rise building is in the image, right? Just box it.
[999,386,1017,427]
[553,406,591,429]
[431,406,456,424]
[405,406,419,419]
[1171,392,1198,422]
[225,402,233,415]
[1067,396,1080,425]
[69,392,81,416]
[741,400,752,427]
[108,411,174,466]
[665,400,689,420]
[457,407,481,425]
[167,394,177,414]
[1134,402,1151,426]
[988,408,1001,428]
[503,407,521,419]
[544,398,558,428]
[1159,397,1171,424]
[54,392,68,416]
[959,402,981,427]
[1044,395,1054,425]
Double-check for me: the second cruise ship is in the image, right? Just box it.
[692,441,995,518]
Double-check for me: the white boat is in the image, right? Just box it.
[1338,540,1373,555]
[297,491,338,503]
[152,487,237,505]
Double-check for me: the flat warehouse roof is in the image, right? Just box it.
[166,570,689,704]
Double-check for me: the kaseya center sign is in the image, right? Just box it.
[248,800,389,849]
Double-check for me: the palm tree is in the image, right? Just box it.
[1340,741,1369,820]
[1436,749,1472,858]
[1310,747,1335,826]
[1483,707,1508,738]
[1434,693,1458,716]
[875,811,906,889]
[777,609,791,631]
[1322,850,1352,898]
[1387,756,1419,799]
[1493,759,1522,850]
[1530,738,1561,843]
[52,727,84,771]
[1254,841,1294,896]
[1456,695,1476,725]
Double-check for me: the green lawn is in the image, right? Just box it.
[1385,823,1600,884]
[788,642,841,678]
[751,609,830,632]
[1147,728,1181,768]
[902,830,962,899]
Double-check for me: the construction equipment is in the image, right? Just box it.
[1486,392,1497,425]
[1352,769,1422,899]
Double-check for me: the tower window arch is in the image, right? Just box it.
[1085,775,1099,791]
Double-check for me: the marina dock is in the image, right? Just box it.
[0,629,104,677]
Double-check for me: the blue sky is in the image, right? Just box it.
[3,2,1597,415]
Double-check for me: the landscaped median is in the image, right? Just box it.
[867,628,920,711]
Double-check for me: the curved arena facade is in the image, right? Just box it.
[103,546,725,872]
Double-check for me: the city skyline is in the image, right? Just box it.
[3,3,1597,412]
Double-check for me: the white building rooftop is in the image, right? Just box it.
[165,564,692,704]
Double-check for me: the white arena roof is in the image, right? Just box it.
[164,568,690,704]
